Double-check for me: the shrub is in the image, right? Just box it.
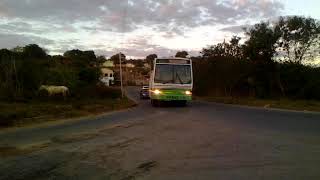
[72,83,121,99]
[192,56,320,100]
[95,84,121,99]
[78,68,100,85]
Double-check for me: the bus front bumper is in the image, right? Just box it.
[150,89,192,101]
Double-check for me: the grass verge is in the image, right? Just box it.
[0,97,136,128]
[196,96,320,112]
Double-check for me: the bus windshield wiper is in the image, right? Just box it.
[162,80,171,84]
[175,73,184,84]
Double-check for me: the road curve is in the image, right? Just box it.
[1,86,320,180]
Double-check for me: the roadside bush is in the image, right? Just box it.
[0,54,48,100]
[72,83,121,100]
[0,113,18,127]
[193,56,320,100]
[0,105,30,127]
[95,84,122,99]
[18,59,48,98]
[193,56,253,97]
[280,63,320,100]
[0,45,105,102]
[78,68,100,85]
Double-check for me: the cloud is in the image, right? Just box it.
[1,0,283,33]
[0,0,284,57]
[0,33,54,49]
[116,37,200,58]
[83,37,176,58]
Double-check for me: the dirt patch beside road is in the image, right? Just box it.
[0,97,136,129]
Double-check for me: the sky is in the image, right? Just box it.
[0,0,319,59]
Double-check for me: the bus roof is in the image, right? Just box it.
[156,57,190,60]
[155,57,191,64]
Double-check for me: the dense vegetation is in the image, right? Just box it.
[192,16,320,100]
[0,45,119,101]
[0,45,128,127]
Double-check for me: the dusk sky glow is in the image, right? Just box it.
[0,0,319,58]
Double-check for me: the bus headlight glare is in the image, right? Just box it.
[185,90,192,95]
[153,89,161,95]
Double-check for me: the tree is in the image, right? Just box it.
[22,44,47,59]
[0,46,49,99]
[11,46,24,53]
[97,55,107,65]
[110,53,126,64]
[146,54,157,62]
[78,68,100,84]
[146,54,157,68]
[244,22,281,62]
[275,16,320,64]
[0,49,15,98]
[134,60,144,68]
[63,49,82,58]
[243,22,286,97]
[175,51,188,58]
[83,51,96,61]
[201,36,243,59]
[64,50,96,60]
[228,36,243,58]
[63,49,97,66]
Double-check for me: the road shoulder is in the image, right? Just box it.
[195,96,320,114]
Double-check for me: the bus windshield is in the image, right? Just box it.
[155,64,192,84]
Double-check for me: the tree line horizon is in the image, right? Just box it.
[1,15,320,101]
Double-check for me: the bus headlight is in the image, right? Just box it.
[185,90,192,95]
[153,89,162,95]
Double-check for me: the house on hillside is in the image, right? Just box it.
[102,60,114,68]
[100,68,114,86]
[100,60,115,86]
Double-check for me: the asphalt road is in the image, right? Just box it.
[1,86,320,180]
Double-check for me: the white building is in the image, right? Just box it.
[100,62,114,86]
[100,68,114,86]
[102,60,114,68]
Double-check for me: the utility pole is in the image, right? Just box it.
[118,0,127,99]
[119,52,124,98]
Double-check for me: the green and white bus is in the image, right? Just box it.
[149,57,193,106]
